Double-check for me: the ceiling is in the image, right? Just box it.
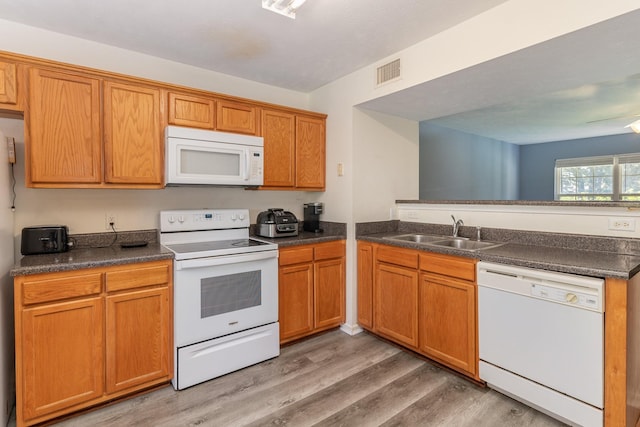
[1,1,639,144]
[359,8,640,144]
[0,0,507,91]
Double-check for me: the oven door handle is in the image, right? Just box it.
[175,250,278,270]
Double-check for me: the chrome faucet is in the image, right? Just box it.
[451,215,464,237]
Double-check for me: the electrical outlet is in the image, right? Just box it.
[105,213,117,230]
[608,217,636,231]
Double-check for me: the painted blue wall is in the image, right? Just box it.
[519,133,640,200]
[419,122,520,200]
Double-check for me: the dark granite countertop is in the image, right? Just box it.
[11,242,174,276]
[251,221,346,247]
[357,222,640,279]
[11,230,174,276]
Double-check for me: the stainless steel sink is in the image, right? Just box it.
[384,234,449,243]
[428,238,504,251]
[384,233,504,251]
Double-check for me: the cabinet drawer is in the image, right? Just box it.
[420,252,476,281]
[21,272,103,305]
[377,245,419,269]
[279,246,314,266]
[314,240,345,261]
[106,261,171,292]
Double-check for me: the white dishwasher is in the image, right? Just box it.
[477,262,604,427]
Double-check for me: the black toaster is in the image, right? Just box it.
[21,225,70,255]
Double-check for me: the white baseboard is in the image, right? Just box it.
[340,323,364,336]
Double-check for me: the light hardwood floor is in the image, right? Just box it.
[32,330,567,426]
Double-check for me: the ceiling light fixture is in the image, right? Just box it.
[262,0,307,19]
[626,119,640,134]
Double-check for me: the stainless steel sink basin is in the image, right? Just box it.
[428,238,504,251]
[384,233,504,251]
[384,234,448,243]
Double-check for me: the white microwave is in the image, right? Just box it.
[165,126,264,187]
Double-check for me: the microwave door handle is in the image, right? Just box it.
[243,150,250,181]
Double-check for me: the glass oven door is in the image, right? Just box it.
[173,250,278,347]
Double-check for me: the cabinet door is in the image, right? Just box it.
[314,257,345,330]
[21,298,104,421]
[103,80,163,185]
[261,109,295,187]
[419,273,477,376]
[168,92,215,129]
[0,60,17,105]
[28,68,102,184]
[374,262,419,348]
[295,115,326,189]
[279,263,314,343]
[106,287,171,393]
[216,99,259,135]
[357,242,374,330]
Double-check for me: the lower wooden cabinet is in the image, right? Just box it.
[357,241,479,379]
[14,259,173,427]
[419,272,477,376]
[279,240,345,343]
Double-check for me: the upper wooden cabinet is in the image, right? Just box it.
[26,67,164,188]
[167,92,215,129]
[261,109,326,191]
[27,68,102,184]
[296,115,326,190]
[1,50,327,190]
[103,81,163,185]
[0,60,18,107]
[261,109,296,187]
[215,99,259,135]
[166,93,261,136]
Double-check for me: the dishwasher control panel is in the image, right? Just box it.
[530,283,600,310]
[477,262,604,313]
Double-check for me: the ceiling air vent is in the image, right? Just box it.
[376,58,401,87]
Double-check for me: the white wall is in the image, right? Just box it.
[396,203,640,238]
[0,123,16,426]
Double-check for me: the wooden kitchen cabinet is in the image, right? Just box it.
[261,109,296,187]
[14,259,173,427]
[420,251,478,378]
[103,80,163,185]
[295,115,325,190]
[26,67,164,188]
[374,245,419,348]
[215,98,259,135]
[278,240,345,343]
[361,242,479,379]
[167,91,216,129]
[261,109,326,190]
[357,241,374,330]
[0,60,18,108]
[419,273,477,376]
[2,50,327,190]
[279,255,314,341]
[21,297,104,421]
[27,67,102,185]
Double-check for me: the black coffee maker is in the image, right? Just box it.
[303,202,323,233]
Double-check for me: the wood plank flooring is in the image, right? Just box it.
[40,330,567,426]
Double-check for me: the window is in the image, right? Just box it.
[555,154,640,201]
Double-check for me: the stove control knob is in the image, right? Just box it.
[167,215,175,224]
[178,215,185,224]
[231,214,237,221]
[239,213,245,220]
